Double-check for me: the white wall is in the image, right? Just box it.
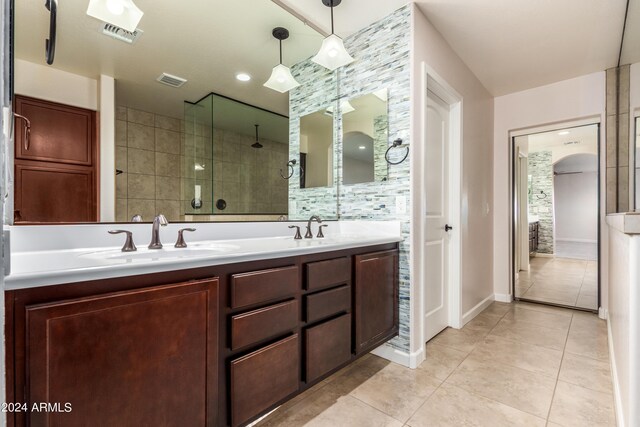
[554,172,598,242]
[411,5,494,355]
[606,215,640,427]
[15,59,98,110]
[493,72,606,304]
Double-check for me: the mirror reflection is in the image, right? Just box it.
[341,90,389,185]
[636,117,640,209]
[12,0,325,223]
[299,109,334,189]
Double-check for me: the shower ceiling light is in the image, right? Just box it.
[236,73,251,82]
[264,27,300,93]
[312,0,354,71]
[87,0,143,32]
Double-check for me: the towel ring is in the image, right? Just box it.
[385,138,409,165]
[536,190,548,200]
[280,159,303,180]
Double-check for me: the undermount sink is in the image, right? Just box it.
[81,244,239,261]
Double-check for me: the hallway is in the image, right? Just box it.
[517,257,598,309]
[258,302,614,426]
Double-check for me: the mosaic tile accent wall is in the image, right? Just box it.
[528,151,554,254]
[289,5,412,351]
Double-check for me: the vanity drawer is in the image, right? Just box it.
[305,285,351,324]
[230,334,300,427]
[305,314,351,383]
[230,265,298,309]
[231,300,298,350]
[305,257,351,291]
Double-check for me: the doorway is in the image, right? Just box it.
[512,123,600,311]
[419,67,462,346]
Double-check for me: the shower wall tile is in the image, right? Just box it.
[156,153,181,178]
[156,176,181,201]
[128,149,155,175]
[127,108,154,127]
[128,174,155,200]
[127,123,155,151]
[116,106,127,121]
[289,5,411,351]
[155,129,182,154]
[116,120,127,147]
[155,115,181,132]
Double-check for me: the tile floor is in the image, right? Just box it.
[257,302,615,427]
[516,257,598,310]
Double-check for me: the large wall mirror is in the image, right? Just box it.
[341,90,389,185]
[11,0,329,223]
[299,109,334,189]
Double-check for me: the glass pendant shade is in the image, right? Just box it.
[312,34,354,71]
[87,0,144,32]
[264,64,300,93]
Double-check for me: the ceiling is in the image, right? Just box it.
[279,0,636,96]
[554,153,598,174]
[527,124,599,153]
[15,0,324,118]
[14,1,638,118]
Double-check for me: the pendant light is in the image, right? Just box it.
[264,27,300,93]
[312,0,354,71]
[86,0,144,32]
[252,124,264,149]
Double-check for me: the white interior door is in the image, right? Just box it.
[424,90,451,342]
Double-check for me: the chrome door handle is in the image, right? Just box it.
[14,113,31,151]
[444,224,453,232]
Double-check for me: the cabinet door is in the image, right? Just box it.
[25,278,219,427]
[14,162,96,222]
[354,250,399,353]
[14,95,95,166]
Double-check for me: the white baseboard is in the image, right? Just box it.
[370,343,425,369]
[534,253,555,258]
[608,319,625,427]
[494,293,513,303]
[556,238,598,244]
[462,294,495,326]
[599,307,608,320]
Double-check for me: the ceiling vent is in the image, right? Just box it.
[156,73,187,88]
[101,23,143,44]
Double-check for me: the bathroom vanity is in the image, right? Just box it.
[3,222,400,427]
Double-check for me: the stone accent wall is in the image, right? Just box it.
[529,151,554,254]
[289,5,411,351]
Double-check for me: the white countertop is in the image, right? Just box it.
[4,221,402,290]
[606,212,640,235]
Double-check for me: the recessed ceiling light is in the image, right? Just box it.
[236,73,251,82]
[558,131,570,136]
[358,145,366,150]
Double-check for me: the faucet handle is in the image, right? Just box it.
[175,228,196,248]
[288,225,302,240]
[108,230,137,252]
[131,214,143,222]
[317,225,328,238]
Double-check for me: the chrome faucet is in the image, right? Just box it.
[305,215,322,239]
[131,214,143,222]
[149,214,168,249]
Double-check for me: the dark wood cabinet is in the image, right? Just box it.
[6,243,398,427]
[24,278,218,427]
[305,314,352,383]
[354,250,399,353]
[230,335,300,427]
[13,95,97,223]
[529,221,539,253]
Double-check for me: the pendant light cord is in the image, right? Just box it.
[255,124,259,142]
[330,1,335,34]
[279,39,283,64]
